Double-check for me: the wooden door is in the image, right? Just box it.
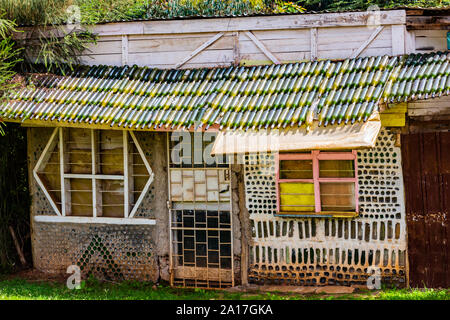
[401,132,450,288]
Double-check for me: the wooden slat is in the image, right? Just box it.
[121,35,129,66]
[175,32,225,68]
[351,26,384,58]
[123,130,129,217]
[407,16,450,30]
[33,128,62,216]
[86,10,406,36]
[128,34,234,53]
[310,28,317,61]
[129,49,234,67]
[391,25,406,55]
[244,31,281,64]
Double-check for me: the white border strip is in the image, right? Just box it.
[34,215,156,225]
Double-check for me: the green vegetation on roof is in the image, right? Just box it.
[1,1,449,26]
[1,52,449,132]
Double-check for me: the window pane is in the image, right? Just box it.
[279,182,315,212]
[97,131,124,175]
[320,182,355,212]
[67,128,92,174]
[319,160,355,178]
[280,160,313,179]
[69,178,92,216]
[100,179,125,218]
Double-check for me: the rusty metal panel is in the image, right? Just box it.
[402,131,450,288]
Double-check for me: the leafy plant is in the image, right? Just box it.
[0,0,97,73]
[296,0,450,11]
[0,16,22,137]
[274,1,305,13]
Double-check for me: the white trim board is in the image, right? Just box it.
[34,215,156,225]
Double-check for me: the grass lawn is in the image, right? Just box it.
[0,276,449,300]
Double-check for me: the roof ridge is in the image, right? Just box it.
[2,51,449,132]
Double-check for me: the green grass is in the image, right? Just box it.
[0,276,448,300]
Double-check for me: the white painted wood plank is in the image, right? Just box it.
[33,128,62,216]
[128,49,234,67]
[175,32,225,68]
[351,26,384,58]
[391,24,406,55]
[245,31,280,64]
[318,47,391,60]
[121,35,129,66]
[310,28,317,61]
[233,31,240,65]
[63,173,124,180]
[239,38,310,54]
[59,128,66,216]
[79,54,122,66]
[91,129,97,218]
[239,28,310,41]
[90,10,406,36]
[240,51,310,64]
[34,215,156,225]
[318,37,391,51]
[128,34,234,53]
[405,30,416,54]
[415,35,447,51]
[123,130,129,217]
[128,131,154,219]
[85,40,122,55]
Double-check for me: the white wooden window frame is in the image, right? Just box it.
[33,127,155,223]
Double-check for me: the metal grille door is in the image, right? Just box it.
[167,132,234,288]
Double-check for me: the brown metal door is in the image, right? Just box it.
[401,132,450,288]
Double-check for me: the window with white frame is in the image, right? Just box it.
[276,150,358,217]
[33,128,153,220]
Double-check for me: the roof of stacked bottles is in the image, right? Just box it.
[1,51,449,131]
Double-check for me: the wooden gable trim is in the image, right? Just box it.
[33,127,62,216]
[90,11,406,36]
[244,31,280,64]
[406,15,450,30]
[175,32,225,68]
[351,26,384,58]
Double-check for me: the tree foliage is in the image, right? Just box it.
[296,0,450,11]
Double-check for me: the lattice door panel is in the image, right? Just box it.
[170,209,233,288]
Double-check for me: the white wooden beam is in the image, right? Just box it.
[310,28,318,61]
[63,173,124,180]
[59,128,66,216]
[34,215,156,225]
[33,128,62,216]
[83,10,407,37]
[245,31,281,65]
[391,25,406,55]
[405,30,416,54]
[91,129,97,218]
[128,131,154,219]
[123,130,129,217]
[233,31,240,66]
[16,10,407,39]
[121,35,129,66]
[175,32,225,69]
[350,26,384,58]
